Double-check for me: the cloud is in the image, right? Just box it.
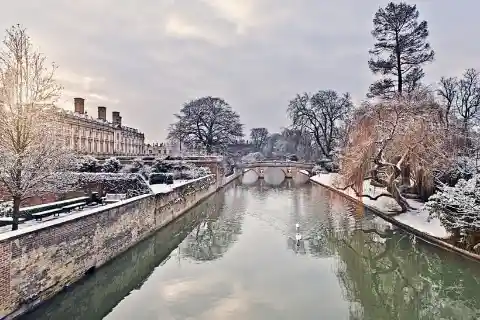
[2,0,480,140]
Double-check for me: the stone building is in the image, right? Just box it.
[144,142,168,157]
[58,97,145,156]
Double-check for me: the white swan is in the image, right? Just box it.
[295,223,302,242]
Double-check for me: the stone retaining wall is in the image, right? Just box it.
[0,172,239,319]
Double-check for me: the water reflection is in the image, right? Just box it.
[21,180,480,320]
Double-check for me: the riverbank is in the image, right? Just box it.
[310,173,480,263]
[310,173,449,238]
[0,170,241,319]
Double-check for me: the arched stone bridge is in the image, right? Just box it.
[240,161,315,179]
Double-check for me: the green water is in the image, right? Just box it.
[22,180,480,320]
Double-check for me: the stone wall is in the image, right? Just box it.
[0,173,235,319]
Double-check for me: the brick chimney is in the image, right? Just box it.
[112,111,122,126]
[74,97,85,114]
[97,106,106,121]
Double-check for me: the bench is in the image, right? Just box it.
[102,193,127,204]
[32,208,63,221]
[20,196,90,216]
[62,201,87,212]
[0,217,26,227]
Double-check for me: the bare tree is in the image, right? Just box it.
[437,69,480,151]
[168,97,244,154]
[250,127,269,151]
[340,92,455,212]
[368,2,434,98]
[0,25,74,230]
[287,90,353,159]
[437,76,457,127]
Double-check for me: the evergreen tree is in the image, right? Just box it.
[368,2,434,98]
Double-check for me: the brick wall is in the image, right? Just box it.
[0,174,224,319]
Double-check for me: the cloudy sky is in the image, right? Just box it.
[3,1,479,141]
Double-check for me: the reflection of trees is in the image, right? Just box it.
[181,188,244,261]
[332,227,480,319]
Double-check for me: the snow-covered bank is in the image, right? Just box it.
[148,179,192,195]
[311,173,450,239]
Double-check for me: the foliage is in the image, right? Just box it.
[0,24,74,230]
[0,201,13,217]
[425,175,480,239]
[287,90,353,158]
[168,96,244,154]
[241,152,265,163]
[122,158,144,173]
[436,156,478,186]
[101,157,122,173]
[368,2,434,98]
[250,128,269,151]
[149,172,174,185]
[75,155,100,173]
[340,92,454,211]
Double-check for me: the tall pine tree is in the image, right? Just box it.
[368,2,434,98]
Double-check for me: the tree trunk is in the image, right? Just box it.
[12,196,21,231]
[401,163,411,187]
[387,182,409,213]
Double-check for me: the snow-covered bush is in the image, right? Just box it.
[314,158,339,173]
[149,173,173,185]
[75,155,100,172]
[425,175,480,235]
[102,157,122,173]
[312,165,326,175]
[437,156,478,186]
[65,172,151,197]
[151,159,173,173]
[0,201,13,217]
[241,152,265,163]
[123,158,144,173]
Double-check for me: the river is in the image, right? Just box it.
[21,179,480,320]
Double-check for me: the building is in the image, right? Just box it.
[144,142,168,157]
[58,98,145,156]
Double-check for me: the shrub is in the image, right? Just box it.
[425,175,480,235]
[102,157,122,173]
[75,155,100,172]
[0,201,13,217]
[149,173,174,185]
[151,159,172,173]
[123,158,144,173]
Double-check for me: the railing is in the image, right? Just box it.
[240,161,315,168]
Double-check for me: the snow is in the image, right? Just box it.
[299,169,309,175]
[148,175,213,195]
[310,173,451,239]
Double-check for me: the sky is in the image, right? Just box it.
[2,1,479,142]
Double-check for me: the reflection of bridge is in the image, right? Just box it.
[240,161,315,179]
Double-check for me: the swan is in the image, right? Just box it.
[295,223,302,243]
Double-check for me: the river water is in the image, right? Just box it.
[22,179,480,320]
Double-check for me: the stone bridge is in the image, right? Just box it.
[240,161,315,179]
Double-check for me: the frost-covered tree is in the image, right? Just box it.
[426,175,480,247]
[368,2,434,98]
[101,157,122,173]
[250,127,269,151]
[438,69,480,149]
[288,90,353,158]
[168,97,244,154]
[340,92,454,212]
[0,25,75,230]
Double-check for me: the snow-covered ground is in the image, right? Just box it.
[299,169,310,175]
[311,173,450,239]
[148,180,189,194]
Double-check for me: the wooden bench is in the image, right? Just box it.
[62,201,87,212]
[102,193,127,204]
[32,208,63,221]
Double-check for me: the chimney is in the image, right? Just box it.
[112,111,122,126]
[97,106,106,121]
[74,97,85,114]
